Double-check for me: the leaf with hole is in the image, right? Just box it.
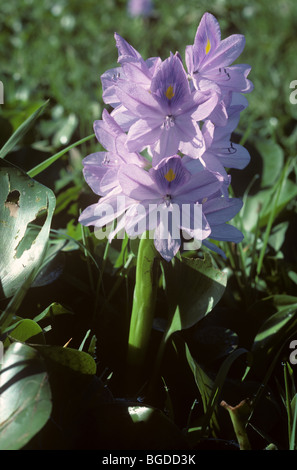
[0,160,56,300]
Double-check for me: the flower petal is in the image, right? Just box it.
[118,164,160,200]
[202,239,227,258]
[126,117,162,152]
[209,223,244,242]
[78,203,101,227]
[218,143,251,170]
[94,109,123,152]
[203,197,243,225]
[114,32,142,62]
[82,152,114,196]
[174,169,222,202]
[179,204,211,240]
[150,125,182,161]
[115,80,162,118]
[154,210,181,262]
[201,34,246,71]
[150,52,191,113]
[111,105,139,131]
[193,13,222,66]
[150,155,191,194]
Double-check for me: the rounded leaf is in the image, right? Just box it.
[0,160,56,299]
[0,342,52,450]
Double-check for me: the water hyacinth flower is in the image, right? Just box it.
[81,109,147,196]
[186,12,253,96]
[80,155,227,261]
[115,53,218,164]
[202,196,244,257]
[79,150,245,261]
[197,103,251,193]
[118,156,223,260]
[101,33,161,111]
[79,12,253,261]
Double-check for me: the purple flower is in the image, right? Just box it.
[101,33,161,112]
[189,102,251,195]
[114,53,218,164]
[202,196,244,257]
[81,109,147,196]
[80,155,223,261]
[202,104,250,168]
[79,12,253,261]
[127,0,153,18]
[186,12,253,96]
[79,154,245,261]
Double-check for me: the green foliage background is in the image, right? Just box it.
[1,0,297,149]
[1,0,297,451]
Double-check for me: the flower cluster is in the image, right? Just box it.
[79,12,253,261]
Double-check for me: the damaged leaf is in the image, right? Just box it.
[0,160,56,300]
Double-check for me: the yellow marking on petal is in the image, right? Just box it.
[205,38,211,54]
[165,85,175,100]
[164,168,176,182]
[202,197,208,204]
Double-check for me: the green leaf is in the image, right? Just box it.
[252,295,297,359]
[185,343,250,440]
[268,221,289,252]
[164,253,227,339]
[0,100,49,160]
[185,343,220,436]
[290,394,297,450]
[0,342,52,450]
[54,185,80,215]
[243,177,297,232]
[288,271,297,285]
[31,238,65,287]
[27,133,95,178]
[33,302,73,323]
[33,345,97,375]
[0,160,56,300]
[5,318,44,344]
[254,138,284,188]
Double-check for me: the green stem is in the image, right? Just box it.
[127,232,158,372]
[284,362,293,446]
[256,157,292,277]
